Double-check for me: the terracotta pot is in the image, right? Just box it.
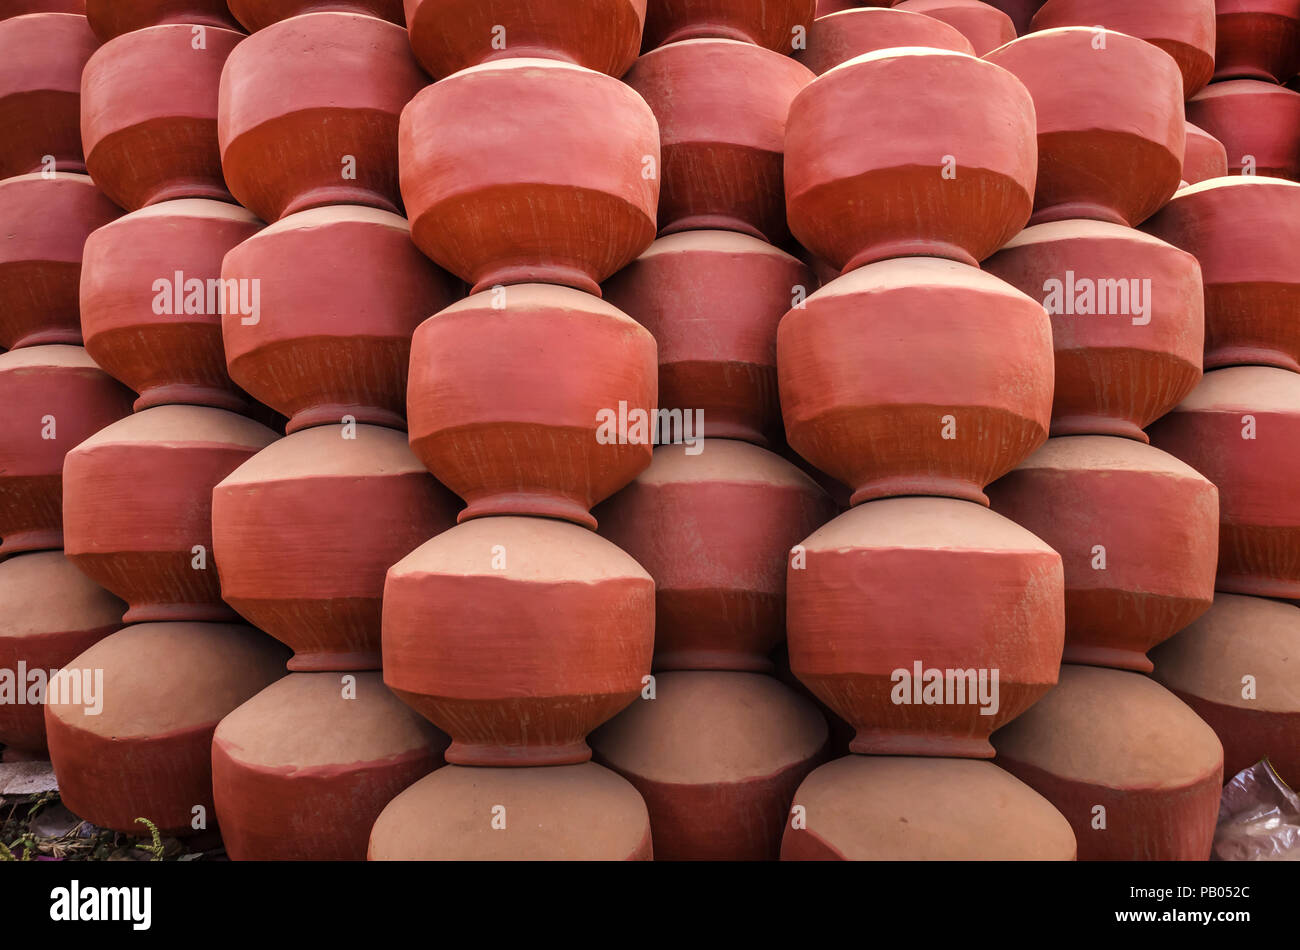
[0,173,121,350]
[796,7,973,75]
[44,621,289,835]
[1214,0,1300,82]
[1183,121,1229,184]
[1151,594,1300,789]
[890,0,1014,56]
[625,40,811,243]
[399,59,659,295]
[602,231,811,446]
[85,0,242,39]
[212,671,447,860]
[642,0,813,51]
[383,517,654,766]
[1029,0,1215,97]
[369,763,652,860]
[62,405,278,623]
[983,0,1044,34]
[781,756,1077,860]
[81,24,240,211]
[0,551,124,754]
[987,437,1218,673]
[594,441,836,672]
[212,425,461,671]
[80,199,262,414]
[407,284,655,527]
[984,28,1184,228]
[221,207,460,435]
[1186,80,1300,181]
[590,672,827,860]
[3,2,86,17]
[405,0,644,80]
[785,48,1036,271]
[218,13,426,222]
[788,498,1065,758]
[0,346,134,558]
[229,0,402,32]
[1144,177,1300,372]
[0,13,96,179]
[982,220,1203,441]
[778,259,1053,506]
[1148,367,1300,601]
[994,665,1223,861]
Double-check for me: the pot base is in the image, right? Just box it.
[1062,643,1153,674]
[0,528,63,558]
[458,491,598,529]
[287,649,384,673]
[842,238,979,273]
[135,383,252,414]
[445,739,593,767]
[1214,573,1300,602]
[7,327,82,349]
[469,264,601,298]
[849,475,989,507]
[1029,201,1129,227]
[285,403,406,435]
[122,602,240,624]
[280,185,401,220]
[660,214,767,242]
[1050,414,1150,443]
[849,729,995,759]
[1205,346,1300,375]
[653,648,776,674]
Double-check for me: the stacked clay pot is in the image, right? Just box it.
[1212,0,1300,84]
[890,0,1015,56]
[0,12,98,179]
[777,43,1075,860]
[206,11,471,859]
[372,15,664,861]
[796,6,974,76]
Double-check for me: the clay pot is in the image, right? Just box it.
[1029,0,1216,97]
[778,259,1053,506]
[602,231,811,446]
[1151,594,1300,789]
[400,59,658,295]
[229,1,402,32]
[406,284,656,527]
[0,346,134,558]
[987,437,1218,673]
[591,672,828,860]
[1186,80,1300,181]
[788,497,1065,757]
[796,7,974,75]
[62,405,278,623]
[1145,177,1300,373]
[212,671,448,860]
[80,199,262,413]
[81,24,240,211]
[0,173,121,350]
[984,28,1183,228]
[993,665,1224,861]
[221,207,460,435]
[1183,121,1229,184]
[0,551,124,754]
[1213,0,1300,83]
[1148,367,1300,601]
[781,756,1077,860]
[212,425,461,671]
[982,220,1203,441]
[625,40,812,243]
[594,441,836,672]
[85,0,242,39]
[383,517,654,766]
[890,0,1014,56]
[785,48,1036,271]
[405,0,644,80]
[369,763,652,860]
[3,2,86,17]
[643,0,813,51]
[218,13,426,222]
[44,621,289,835]
[0,13,97,179]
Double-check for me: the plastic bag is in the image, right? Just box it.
[1212,759,1300,861]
